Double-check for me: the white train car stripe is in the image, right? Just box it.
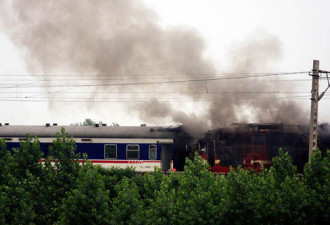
[39,159,173,172]
[1,137,174,144]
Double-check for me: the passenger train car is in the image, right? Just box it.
[0,123,191,172]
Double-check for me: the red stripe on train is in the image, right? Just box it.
[39,159,161,164]
[89,160,161,164]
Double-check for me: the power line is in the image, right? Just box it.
[0,91,312,94]
[1,98,326,103]
[0,95,322,103]
[0,78,315,83]
[0,95,311,99]
[0,79,313,90]
[0,71,310,89]
[0,71,309,77]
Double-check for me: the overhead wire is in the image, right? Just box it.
[0,71,311,89]
[0,91,312,94]
[0,97,324,103]
[0,71,309,77]
[0,70,323,102]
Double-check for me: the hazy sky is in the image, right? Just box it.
[0,0,330,127]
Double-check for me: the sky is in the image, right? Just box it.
[0,0,330,128]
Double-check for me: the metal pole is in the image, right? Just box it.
[308,60,319,162]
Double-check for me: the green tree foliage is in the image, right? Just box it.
[0,129,83,224]
[71,118,98,126]
[0,139,11,184]
[143,174,176,225]
[0,138,7,158]
[71,118,119,126]
[303,149,330,224]
[40,128,82,224]
[0,136,43,224]
[52,127,80,169]
[97,166,136,199]
[221,167,258,225]
[304,149,329,189]
[133,168,165,205]
[270,148,297,185]
[142,154,221,225]
[59,163,111,225]
[110,178,145,225]
[171,154,218,225]
[0,171,38,224]
[83,118,98,126]
[2,135,43,180]
[0,134,329,224]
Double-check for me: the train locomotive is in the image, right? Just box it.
[0,123,192,172]
[197,123,330,173]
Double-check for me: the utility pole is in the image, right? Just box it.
[308,60,319,162]
[308,60,330,162]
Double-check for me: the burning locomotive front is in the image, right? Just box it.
[194,123,329,173]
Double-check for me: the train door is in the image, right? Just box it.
[161,144,171,172]
[206,140,215,166]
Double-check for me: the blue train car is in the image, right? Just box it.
[0,124,189,172]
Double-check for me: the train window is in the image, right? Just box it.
[44,144,53,158]
[149,145,157,160]
[105,144,117,159]
[254,135,265,145]
[126,145,139,159]
[237,136,250,145]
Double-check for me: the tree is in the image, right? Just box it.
[0,172,38,224]
[71,118,119,126]
[303,149,330,224]
[144,153,221,225]
[81,118,99,126]
[269,148,297,185]
[70,118,99,126]
[0,137,42,224]
[110,178,145,225]
[264,149,310,224]
[59,163,111,225]
[38,128,82,224]
[13,135,43,178]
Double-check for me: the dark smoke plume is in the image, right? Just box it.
[0,0,308,134]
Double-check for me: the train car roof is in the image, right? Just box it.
[0,125,183,139]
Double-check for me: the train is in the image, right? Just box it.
[0,122,329,173]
